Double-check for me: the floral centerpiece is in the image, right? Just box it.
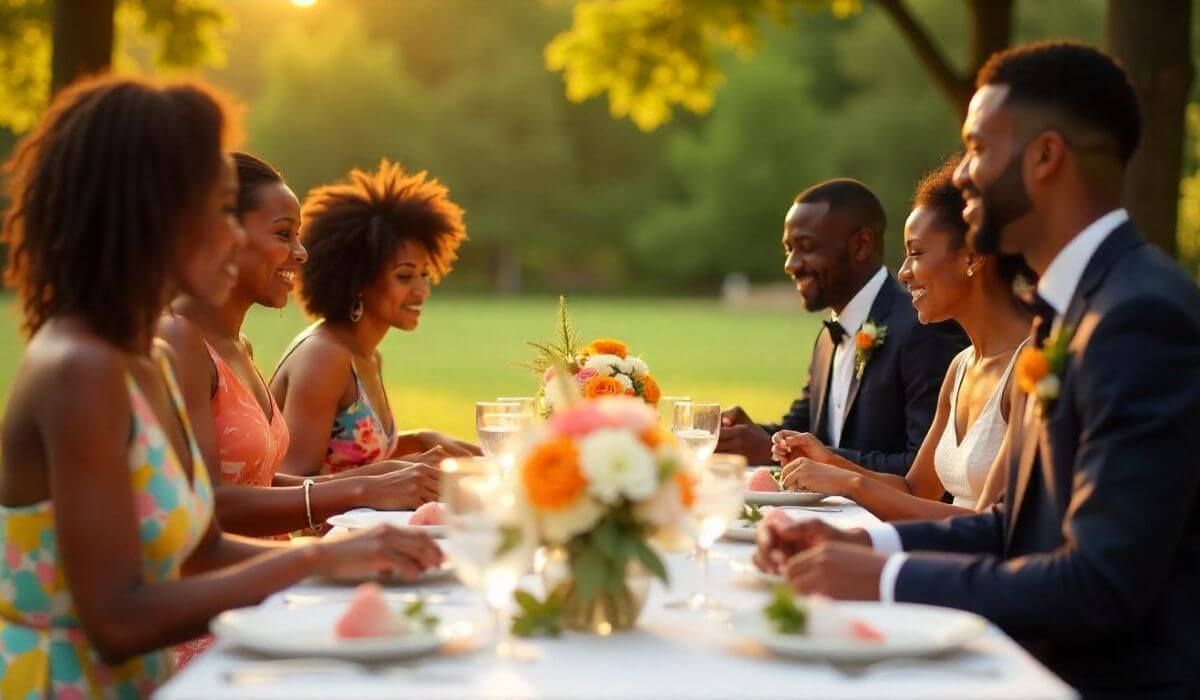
[525,297,662,416]
[512,391,692,634]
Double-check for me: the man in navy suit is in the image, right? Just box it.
[718,179,966,475]
[756,42,1200,698]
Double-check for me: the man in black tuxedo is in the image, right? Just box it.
[756,42,1200,698]
[718,179,966,475]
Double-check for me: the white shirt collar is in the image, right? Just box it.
[1037,209,1129,315]
[831,266,889,342]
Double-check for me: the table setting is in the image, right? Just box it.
[157,310,1077,700]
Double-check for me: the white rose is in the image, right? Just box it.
[1035,375,1061,401]
[584,354,622,376]
[539,497,605,544]
[635,477,685,528]
[579,429,658,504]
[626,356,649,379]
[613,373,634,392]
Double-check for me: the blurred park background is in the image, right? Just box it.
[1,0,1198,436]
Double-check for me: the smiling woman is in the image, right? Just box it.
[269,160,480,480]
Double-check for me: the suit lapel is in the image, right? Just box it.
[810,330,835,439]
[1005,222,1143,547]
[842,276,898,426]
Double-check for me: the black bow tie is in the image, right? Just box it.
[824,320,848,345]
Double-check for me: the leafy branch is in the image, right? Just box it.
[511,590,564,638]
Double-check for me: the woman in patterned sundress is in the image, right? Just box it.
[270,161,480,482]
[0,76,442,699]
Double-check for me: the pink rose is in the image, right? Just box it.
[574,367,599,385]
[547,401,608,437]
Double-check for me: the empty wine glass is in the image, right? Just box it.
[657,395,691,429]
[475,401,533,470]
[666,453,746,612]
[440,457,536,659]
[672,402,721,464]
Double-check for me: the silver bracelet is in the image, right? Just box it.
[303,478,317,530]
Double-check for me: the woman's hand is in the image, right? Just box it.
[771,431,835,465]
[358,463,441,510]
[314,525,443,581]
[414,431,481,457]
[779,458,858,497]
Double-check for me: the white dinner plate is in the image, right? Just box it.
[327,508,446,538]
[743,490,829,506]
[212,600,479,661]
[730,602,987,663]
[724,523,760,542]
[728,557,784,585]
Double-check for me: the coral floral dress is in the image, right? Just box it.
[172,342,292,668]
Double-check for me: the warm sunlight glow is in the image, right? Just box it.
[291,0,317,7]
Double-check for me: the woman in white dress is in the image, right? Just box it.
[773,155,1033,520]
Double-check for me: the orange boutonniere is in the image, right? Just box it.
[1016,326,1073,417]
[854,319,887,379]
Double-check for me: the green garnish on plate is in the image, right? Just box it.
[764,584,807,634]
[740,503,765,525]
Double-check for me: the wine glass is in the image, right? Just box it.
[672,402,721,464]
[496,396,537,420]
[657,395,691,429]
[667,453,746,612]
[475,401,533,470]
[440,457,536,659]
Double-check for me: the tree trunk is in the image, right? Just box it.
[51,0,116,95]
[965,0,1014,83]
[876,0,1014,119]
[1105,0,1193,258]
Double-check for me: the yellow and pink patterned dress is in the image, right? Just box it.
[0,357,213,698]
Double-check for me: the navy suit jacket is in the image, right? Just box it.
[760,275,967,476]
[891,223,1200,698]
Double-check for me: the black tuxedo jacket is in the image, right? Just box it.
[760,275,967,476]
[892,223,1200,698]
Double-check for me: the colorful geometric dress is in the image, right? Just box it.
[0,357,214,699]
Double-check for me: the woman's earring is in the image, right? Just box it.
[350,296,364,322]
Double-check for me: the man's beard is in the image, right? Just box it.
[968,147,1033,255]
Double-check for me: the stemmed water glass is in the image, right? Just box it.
[496,396,537,420]
[672,402,721,464]
[439,457,536,659]
[666,453,747,612]
[475,401,533,470]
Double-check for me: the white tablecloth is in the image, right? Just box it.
[156,499,1076,699]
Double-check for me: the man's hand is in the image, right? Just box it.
[753,518,869,574]
[721,405,755,428]
[716,424,774,464]
[770,431,835,465]
[782,541,886,601]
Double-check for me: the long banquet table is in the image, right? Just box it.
[157,499,1076,699]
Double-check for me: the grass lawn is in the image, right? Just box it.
[0,295,822,439]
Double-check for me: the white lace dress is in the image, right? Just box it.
[933,342,1025,508]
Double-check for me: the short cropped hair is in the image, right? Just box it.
[795,178,887,248]
[977,41,1141,163]
[297,160,467,322]
[3,74,233,343]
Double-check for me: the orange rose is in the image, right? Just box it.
[675,470,696,509]
[585,338,628,358]
[522,437,587,509]
[584,375,623,398]
[641,374,661,404]
[640,426,670,449]
[855,331,875,350]
[1016,347,1051,394]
